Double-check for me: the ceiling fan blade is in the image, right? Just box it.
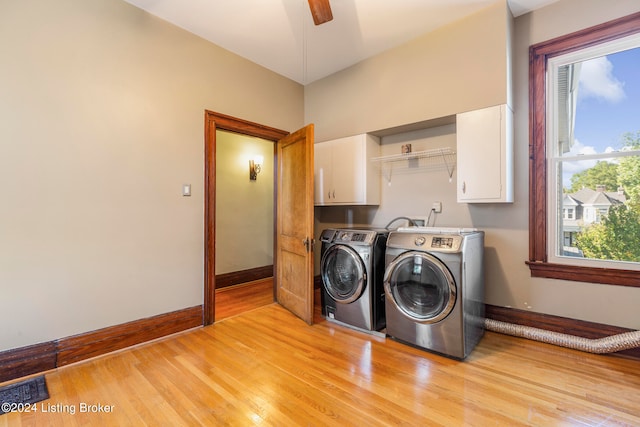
[308,0,333,25]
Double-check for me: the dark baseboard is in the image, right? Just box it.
[485,304,640,359]
[0,305,203,384]
[215,265,273,289]
[0,342,57,383]
[4,302,635,384]
[57,305,203,366]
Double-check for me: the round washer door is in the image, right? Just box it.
[384,251,456,323]
[321,244,366,304]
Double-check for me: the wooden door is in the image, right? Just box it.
[276,125,315,324]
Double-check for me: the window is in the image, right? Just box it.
[528,12,640,287]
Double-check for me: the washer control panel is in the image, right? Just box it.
[431,237,455,249]
[394,233,465,252]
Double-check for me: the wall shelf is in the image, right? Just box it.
[371,147,456,184]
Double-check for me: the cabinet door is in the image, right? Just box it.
[331,136,363,204]
[314,134,380,206]
[457,104,513,203]
[314,142,333,205]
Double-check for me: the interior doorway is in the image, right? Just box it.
[214,130,274,319]
[203,111,289,325]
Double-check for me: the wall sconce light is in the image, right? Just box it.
[249,155,263,181]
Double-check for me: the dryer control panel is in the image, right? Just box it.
[335,230,374,245]
[320,228,387,245]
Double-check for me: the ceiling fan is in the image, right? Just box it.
[308,0,333,25]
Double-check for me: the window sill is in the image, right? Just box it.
[526,261,640,287]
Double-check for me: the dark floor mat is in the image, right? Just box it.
[0,376,49,415]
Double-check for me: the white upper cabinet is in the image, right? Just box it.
[314,134,380,206]
[456,104,513,203]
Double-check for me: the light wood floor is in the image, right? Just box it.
[214,278,274,321]
[2,283,639,426]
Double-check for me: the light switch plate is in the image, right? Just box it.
[182,184,191,196]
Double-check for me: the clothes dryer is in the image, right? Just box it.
[320,228,388,332]
[383,227,485,359]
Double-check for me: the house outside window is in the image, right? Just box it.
[528,12,640,287]
[561,186,626,252]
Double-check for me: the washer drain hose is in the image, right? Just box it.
[485,318,640,354]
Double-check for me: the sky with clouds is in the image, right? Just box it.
[572,47,639,154]
[562,46,639,187]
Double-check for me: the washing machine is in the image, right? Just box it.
[320,228,388,332]
[383,227,485,359]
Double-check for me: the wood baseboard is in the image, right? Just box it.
[4,302,635,384]
[57,305,203,366]
[0,341,57,383]
[215,265,273,289]
[485,304,640,359]
[0,305,203,383]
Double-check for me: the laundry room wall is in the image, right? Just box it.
[311,0,640,329]
[305,0,512,143]
[0,0,303,353]
[370,126,463,229]
[314,124,466,228]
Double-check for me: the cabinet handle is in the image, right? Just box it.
[332,190,335,199]
[462,181,466,194]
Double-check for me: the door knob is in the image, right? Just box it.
[302,237,315,252]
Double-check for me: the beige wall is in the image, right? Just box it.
[310,0,640,329]
[305,1,511,143]
[3,0,639,354]
[0,0,303,351]
[215,131,273,274]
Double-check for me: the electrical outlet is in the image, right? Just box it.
[432,201,442,213]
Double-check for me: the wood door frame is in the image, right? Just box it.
[204,110,289,325]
